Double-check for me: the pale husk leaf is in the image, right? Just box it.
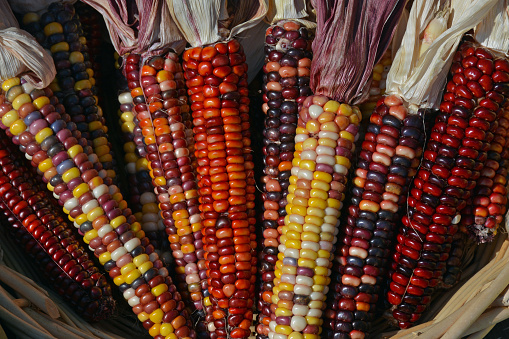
[167,0,267,47]
[81,0,138,56]
[387,0,499,110]
[0,0,55,88]
[266,0,315,28]
[137,0,186,55]
[474,0,509,54]
[166,0,223,47]
[391,7,409,55]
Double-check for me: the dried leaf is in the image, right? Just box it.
[0,0,55,88]
[311,0,406,104]
[266,0,314,28]
[167,0,267,47]
[82,0,139,55]
[137,0,185,55]
[474,0,509,54]
[387,0,499,110]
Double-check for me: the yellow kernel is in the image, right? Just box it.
[87,206,104,221]
[50,42,69,53]
[149,309,164,324]
[111,215,127,228]
[99,251,111,265]
[88,120,102,131]
[335,156,351,168]
[307,207,325,218]
[275,307,292,317]
[137,312,150,322]
[2,78,20,92]
[133,254,149,267]
[72,183,89,198]
[120,263,137,276]
[287,222,303,233]
[296,127,307,134]
[291,205,307,216]
[75,80,92,91]
[35,127,53,144]
[22,13,39,25]
[138,261,153,274]
[38,158,53,173]
[314,266,328,276]
[276,325,293,335]
[339,104,352,116]
[299,160,316,171]
[302,138,318,150]
[84,229,98,242]
[124,269,141,284]
[12,94,31,110]
[339,131,354,142]
[323,100,340,113]
[310,188,327,200]
[318,249,331,259]
[67,144,83,159]
[285,239,301,250]
[305,215,323,226]
[300,249,318,260]
[281,265,296,275]
[113,275,125,286]
[320,122,339,133]
[75,213,88,226]
[308,197,327,210]
[289,332,304,339]
[298,258,316,268]
[149,323,161,337]
[318,138,336,148]
[9,119,26,135]
[160,323,174,337]
[313,171,332,183]
[69,51,85,64]
[152,284,168,297]
[44,22,63,36]
[311,179,329,191]
[327,198,342,209]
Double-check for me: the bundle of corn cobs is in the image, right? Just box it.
[0,0,508,339]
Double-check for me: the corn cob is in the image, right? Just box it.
[387,45,509,328]
[22,6,117,186]
[75,2,103,88]
[467,81,509,242]
[117,86,172,264]
[182,40,257,339]
[0,134,115,320]
[268,96,361,339]
[0,78,194,339]
[257,20,313,339]
[135,52,208,321]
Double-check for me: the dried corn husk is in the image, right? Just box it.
[386,0,499,111]
[137,0,186,55]
[474,0,509,54]
[0,0,55,88]
[310,0,406,104]
[166,0,268,47]
[81,0,138,55]
[83,0,185,56]
[266,0,315,28]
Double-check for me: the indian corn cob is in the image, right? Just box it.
[135,52,208,324]
[183,39,257,339]
[0,76,194,339]
[22,4,117,185]
[0,131,115,320]
[269,95,361,339]
[387,44,509,328]
[324,95,424,339]
[466,83,509,242]
[117,86,171,265]
[257,20,313,339]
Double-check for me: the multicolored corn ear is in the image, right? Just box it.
[387,44,509,329]
[324,94,424,339]
[257,20,313,339]
[182,39,257,339]
[0,130,115,321]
